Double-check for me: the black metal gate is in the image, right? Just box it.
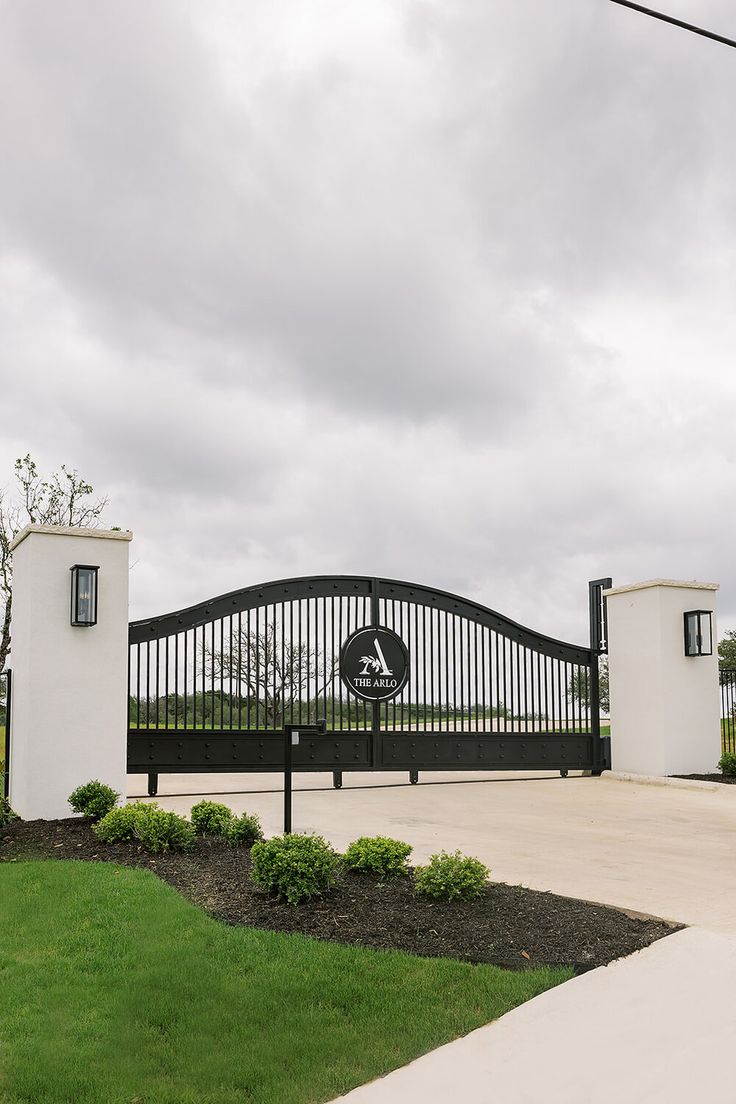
[128,576,611,791]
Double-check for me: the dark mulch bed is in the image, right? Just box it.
[672,774,736,784]
[1,818,680,974]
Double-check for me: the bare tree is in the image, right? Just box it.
[0,454,109,670]
[205,620,338,728]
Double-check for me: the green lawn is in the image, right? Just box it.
[0,861,570,1104]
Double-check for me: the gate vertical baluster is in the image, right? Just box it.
[281,601,286,735]
[204,623,209,730]
[229,615,234,730]
[257,604,262,728]
[429,605,436,731]
[237,610,243,729]
[209,620,214,730]
[423,605,428,731]
[480,623,487,732]
[192,627,197,731]
[220,617,225,730]
[136,643,141,730]
[529,646,536,732]
[183,632,188,731]
[306,597,311,726]
[338,597,343,731]
[414,599,419,732]
[461,618,465,728]
[288,601,294,725]
[272,604,277,731]
[371,580,380,756]
[474,620,479,732]
[246,608,251,730]
[330,596,336,733]
[175,633,179,730]
[321,596,327,728]
[398,598,404,730]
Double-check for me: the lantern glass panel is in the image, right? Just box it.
[685,612,699,656]
[700,612,713,656]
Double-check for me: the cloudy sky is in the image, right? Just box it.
[1,0,735,644]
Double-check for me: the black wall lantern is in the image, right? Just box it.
[70,565,99,627]
[684,609,713,657]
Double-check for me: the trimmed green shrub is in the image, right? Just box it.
[226,812,264,847]
[68,780,120,821]
[718,752,736,777]
[344,836,412,878]
[133,809,195,853]
[92,802,155,844]
[0,796,19,828]
[414,850,489,902]
[190,800,234,837]
[250,833,338,905]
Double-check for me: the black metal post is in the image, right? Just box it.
[147,772,158,797]
[284,724,294,833]
[2,669,11,801]
[588,579,612,775]
[284,719,326,833]
[588,579,613,654]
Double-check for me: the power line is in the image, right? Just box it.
[609,0,736,51]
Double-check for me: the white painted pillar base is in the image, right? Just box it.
[605,580,720,777]
[8,525,132,819]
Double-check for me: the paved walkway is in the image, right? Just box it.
[335,927,736,1104]
[127,771,736,1103]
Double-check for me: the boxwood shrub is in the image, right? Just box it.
[190,800,234,837]
[344,836,412,878]
[250,833,338,904]
[93,802,155,844]
[414,850,489,902]
[133,809,195,853]
[226,812,264,847]
[68,780,120,821]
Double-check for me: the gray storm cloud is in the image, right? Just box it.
[0,0,734,644]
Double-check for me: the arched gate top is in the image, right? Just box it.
[129,574,590,665]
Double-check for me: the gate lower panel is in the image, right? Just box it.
[128,729,607,774]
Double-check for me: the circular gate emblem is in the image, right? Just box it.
[340,626,409,702]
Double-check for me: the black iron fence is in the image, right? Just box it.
[1,668,10,800]
[721,668,736,754]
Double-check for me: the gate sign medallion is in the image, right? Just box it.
[340,626,409,702]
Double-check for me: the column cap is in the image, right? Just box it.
[603,579,719,598]
[10,524,133,552]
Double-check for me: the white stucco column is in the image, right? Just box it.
[8,525,133,819]
[605,579,720,777]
